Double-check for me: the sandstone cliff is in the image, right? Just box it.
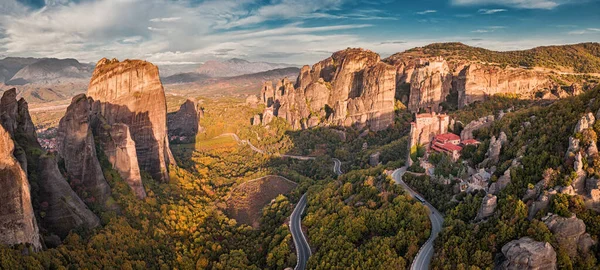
[2,90,100,240]
[261,48,395,131]
[87,58,175,181]
[38,154,101,238]
[0,124,41,250]
[58,94,113,207]
[167,99,203,144]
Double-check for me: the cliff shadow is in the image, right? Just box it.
[90,100,171,182]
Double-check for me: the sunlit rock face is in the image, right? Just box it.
[500,237,557,270]
[87,58,175,182]
[58,94,113,206]
[262,48,396,131]
[407,57,452,113]
[456,63,552,108]
[0,124,41,250]
[94,121,146,199]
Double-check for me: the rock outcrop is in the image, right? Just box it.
[87,58,175,182]
[262,48,395,131]
[476,194,497,220]
[480,132,507,167]
[407,57,452,112]
[58,94,112,207]
[94,121,146,199]
[543,214,595,258]
[489,168,511,195]
[167,99,203,144]
[500,237,557,270]
[2,90,100,239]
[460,115,494,141]
[0,124,41,250]
[37,154,101,238]
[456,64,552,108]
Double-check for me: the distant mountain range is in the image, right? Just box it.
[195,58,298,77]
[163,67,300,97]
[0,57,93,85]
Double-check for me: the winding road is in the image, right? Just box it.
[221,132,342,270]
[392,167,444,270]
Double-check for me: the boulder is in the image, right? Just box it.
[489,168,511,195]
[500,237,556,270]
[476,194,497,220]
[252,114,261,126]
[528,191,553,220]
[369,152,380,167]
[543,214,596,258]
[574,112,595,133]
[0,124,41,250]
[87,58,175,182]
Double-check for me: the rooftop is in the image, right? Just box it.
[435,133,460,142]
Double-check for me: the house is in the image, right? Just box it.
[431,133,463,161]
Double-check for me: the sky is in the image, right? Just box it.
[0,0,599,65]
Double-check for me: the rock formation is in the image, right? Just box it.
[261,48,395,131]
[480,132,507,167]
[542,214,595,258]
[489,168,511,195]
[456,64,552,108]
[476,194,497,220]
[94,121,146,199]
[167,99,203,144]
[408,112,450,149]
[460,115,494,141]
[37,154,101,238]
[87,58,175,182]
[500,237,556,270]
[0,124,41,250]
[407,57,452,112]
[2,90,100,239]
[58,94,112,207]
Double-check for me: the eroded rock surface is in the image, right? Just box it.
[167,99,202,144]
[500,237,556,270]
[0,124,41,250]
[87,58,175,182]
[262,48,395,131]
[38,154,101,238]
[543,214,595,258]
[476,194,497,220]
[58,94,112,206]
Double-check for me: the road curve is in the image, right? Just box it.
[219,133,348,269]
[392,167,444,270]
[290,193,311,270]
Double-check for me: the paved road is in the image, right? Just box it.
[221,132,347,270]
[332,158,342,176]
[290,193,312,270]
[392,167,444,270]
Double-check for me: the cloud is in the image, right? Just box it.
[150,17,181,23]
[451,0,587,9]
[416,10,437,15]
[568,28,600,35]
[471,29,490,33]
[379,40,407,44]
[478,9,507,14]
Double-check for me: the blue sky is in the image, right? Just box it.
[0,0,598,65]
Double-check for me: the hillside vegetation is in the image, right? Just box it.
[390,42,600,73]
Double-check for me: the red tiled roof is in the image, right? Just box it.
[435,133,460,141]
[432,142,462,152]
[462,139,480,145]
